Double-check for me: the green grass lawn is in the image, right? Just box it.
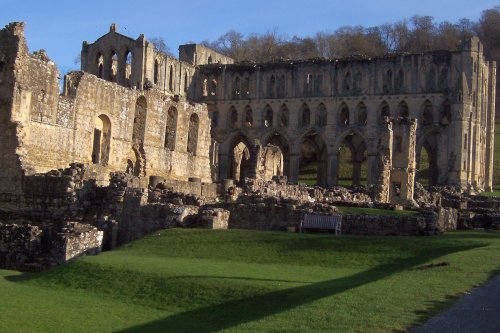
[1,229,499,333]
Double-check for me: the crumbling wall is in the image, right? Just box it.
[51,222,103,264]
[0,223,42,269]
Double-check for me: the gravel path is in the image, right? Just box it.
[411,274,500,333]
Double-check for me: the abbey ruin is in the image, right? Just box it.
[0,22,499,269]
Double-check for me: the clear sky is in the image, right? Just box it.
[0,0,498,74]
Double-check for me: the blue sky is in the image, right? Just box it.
[0,0,498,74]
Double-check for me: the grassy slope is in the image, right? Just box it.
[1,229,499,333]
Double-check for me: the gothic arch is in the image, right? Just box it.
[398,100,409,118]
[132,96,147,144]
[421,100,434,127]
[339,103,349,126]
[187,113,199,155]
[91,114,112,166]
[279,104,289,127]
[379,101,391,122]
[300,103,311,127]
[228,105,238,129]
[164,106,178,151]
[263,104,273,128]
[316,103,327,127]
[356,102,367,126]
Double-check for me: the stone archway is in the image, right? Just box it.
[335,130,368,186]
[229,135,253,182]
[262,132,290,181]
[298,132,328,186]
[416,129,440,186]
[91,114,111,166]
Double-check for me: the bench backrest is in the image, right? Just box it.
[302,214,342,235]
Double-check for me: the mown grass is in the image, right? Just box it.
[1,229,499,332]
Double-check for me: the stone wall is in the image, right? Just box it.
[0,223,42,269]
[51,222,103,264]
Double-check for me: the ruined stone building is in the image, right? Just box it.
[0,22,496,206]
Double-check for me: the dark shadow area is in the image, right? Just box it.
[110,242,484,333]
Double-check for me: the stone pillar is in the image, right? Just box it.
[219,153,230,181]
[367,153,378,188]
[485,61,496,191]
[289,153,300,184]
[389,118,417,205]
[352,161,362,186]
[373,121,392,203]
[328,153,339,186]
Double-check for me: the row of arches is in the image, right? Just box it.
[91,97,201,171]
[226,128,440,187]
[215,64,451,99]
[95,49,133,87]
[215,100,452,130]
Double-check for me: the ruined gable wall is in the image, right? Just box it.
[23,71,212,182]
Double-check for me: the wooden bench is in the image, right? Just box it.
[300,214,342,235]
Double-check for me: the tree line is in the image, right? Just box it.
[199,7,500,65]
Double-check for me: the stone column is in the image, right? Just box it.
[352,161,362,186]
[219,153,230,181]
[289,153,300,184]
[328,153,339,186]
[367,153,378,187]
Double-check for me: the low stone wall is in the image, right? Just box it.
[342,215,427,235]
[51,222,103,264]
[0,223,42,269]
[152,177,218,199]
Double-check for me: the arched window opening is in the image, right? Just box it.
[305,73,313,94]
[277,75,286,97]
[96,52,104,79]
[422,101,433,126]
[231,140,251,182]
[164,106,177,151]
[110,51,118,82]
[380,102,390,122]
[133,96,147,144]
[353,71,363,94]
[264,105,273,127]
[398,101,409,118]
[440,100,451,125]
[202,78,208,97]
[301,104,311,127]
[269,75,276,98]
[317,103,327,127]
[153,60,159,85]
[439,67,448,89]
[340,104,350,126]
[208,55,213,64]
[229,106,238,129]
[280,104,289,127]
[184,71,189,92]
[395,69,404,93]
[383,69,392,93]
[357,103,367,126]
[91,114,112,166]
[187,113,199,155]
[210,79,217,96]
[342,72,351,94]
[124,50,133,87]
[244,106,253,127]
[233,77,241,98]
[427,66,436,91]
[242,76,250,96]
[417,134,439,186]
[169,65,174,91]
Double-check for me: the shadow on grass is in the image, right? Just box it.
[404,267,500,332]
[111,243,484,333]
